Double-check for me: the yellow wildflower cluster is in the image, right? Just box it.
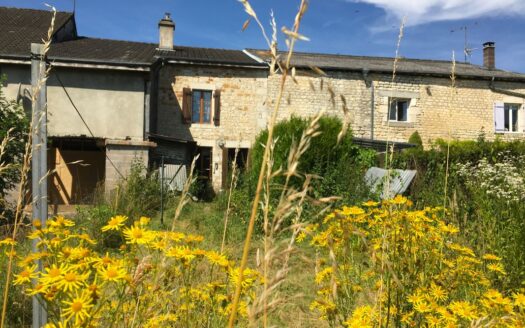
[8,215,261,327]
[306,196,525,327]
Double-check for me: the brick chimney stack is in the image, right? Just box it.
[158,13,175,50]
[483,42,495,70]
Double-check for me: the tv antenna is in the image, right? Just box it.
[73,0,76,14]
[450,23,478,63]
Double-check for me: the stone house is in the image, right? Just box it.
[1,6,525,202]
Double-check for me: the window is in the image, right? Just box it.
[191,90,212,123]
[389,98,409,122]
[182,88,221,126]
[494,102,522,133]
[504,103,520,132]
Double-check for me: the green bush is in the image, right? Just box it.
[239,115,376,225]
[393,138,525,290]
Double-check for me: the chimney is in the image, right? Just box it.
[158,13,175,50]
[483,42,495,70]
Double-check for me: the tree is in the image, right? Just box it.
[0,75,29,198]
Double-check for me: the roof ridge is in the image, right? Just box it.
[0,6,72,15]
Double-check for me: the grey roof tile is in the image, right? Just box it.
[247,49,525,81]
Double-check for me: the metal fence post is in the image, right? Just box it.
[31,43,48,328]
[160,156,164,225]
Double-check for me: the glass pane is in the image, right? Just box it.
[389,101,397,120]
[504,109,510,131]
[203,91,212,123]
[512,108,518,132]
[398,101,408,121]
[192,91,201,123]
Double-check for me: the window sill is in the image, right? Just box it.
[190,123,214,128]
[387,121,414,128]
[495,131,524,134]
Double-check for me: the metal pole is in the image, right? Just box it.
[160,156,164,225]
[31,43,48,328]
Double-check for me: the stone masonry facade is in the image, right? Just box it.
[157,65,525,192]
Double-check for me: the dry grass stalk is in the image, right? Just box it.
[0,7,56,328]
[170,154,199,232]
[251,111,325,327]
[443,51,457,210]
[220,145,240,253]
[228,1,310,326]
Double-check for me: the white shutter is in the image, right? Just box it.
[494,102,505,132]
[521,103,525,132]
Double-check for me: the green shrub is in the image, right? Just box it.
[408,130,423,148]
[393,138,525,290]
[239,115,376,225]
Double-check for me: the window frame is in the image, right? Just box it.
[388,98,410,122]
[191,89,213,124]
[504,103,521,133]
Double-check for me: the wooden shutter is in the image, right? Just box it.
[494,102,505,132]
[182,88,192,124]
[213,90,221,126]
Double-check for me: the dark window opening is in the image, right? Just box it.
[389,99,409,122]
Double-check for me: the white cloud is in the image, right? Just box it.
[351,0,525,25]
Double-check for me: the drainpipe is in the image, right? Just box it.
[362,68,374,140]
[370,81,375,140]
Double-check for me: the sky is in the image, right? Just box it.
[1,0,525,73]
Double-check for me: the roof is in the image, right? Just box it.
[352,137,416,152]
[246,49,525,81]
[0,7,73,59]
[156,47,264,66]
[0,6,262,68]
[48,38,156,66]
[365,167,417,200]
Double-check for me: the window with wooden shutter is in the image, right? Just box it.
[214,90,221,126]
[182,88,192,124]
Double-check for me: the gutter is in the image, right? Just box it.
[490,77,525,98]
[0,57,150,72]
[164,59,266,69]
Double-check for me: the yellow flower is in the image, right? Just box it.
[139,216,151,225]
[40,263,67,285]
[101,215,128,232]
[414,301,432,313]
[315,267,333,284]
[449,301,478,320]
[487,262,506,275]
[482,253,502,261]
[122,224,154,244]
[48,215,75,228]
[362,200,379,207]
[512,293,525,308]
[205,251,229,267]
[98,263,127,283]
[0,237,16,246]
[341,206,365,216]
[56,270,89,292]
[13,264,37,285]
[430,283,448,302]
[62,290,93,325]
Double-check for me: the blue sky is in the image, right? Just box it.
[2,0,525,73]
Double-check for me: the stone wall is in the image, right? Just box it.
[156,64,268,191]
[267,70,525,146]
